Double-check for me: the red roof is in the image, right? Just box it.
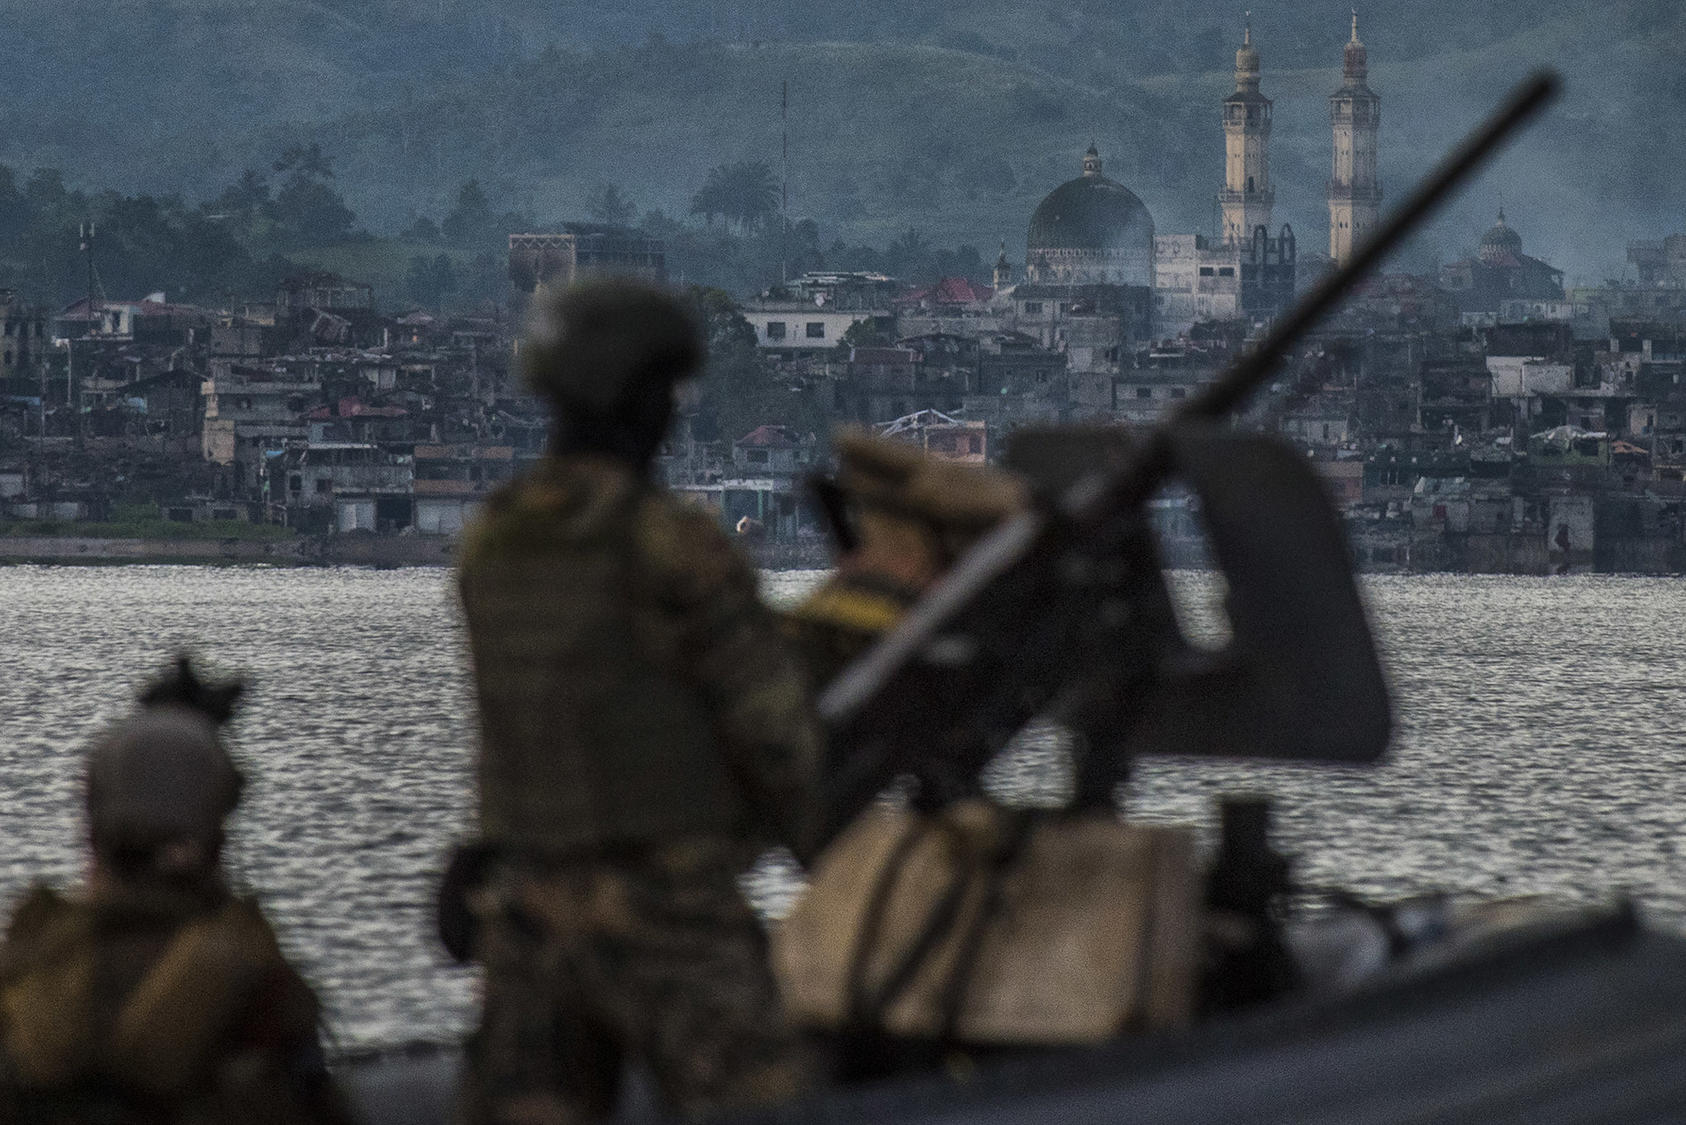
[736,424,802,448]
[849,347,919,365]
[900,277,995,306]
[306,396,409,420]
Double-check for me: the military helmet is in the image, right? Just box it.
[833,429,927,506]
[522,279,704,412]
[86,659,246,853]
[834,427,1028,543]
[86,705,244,851]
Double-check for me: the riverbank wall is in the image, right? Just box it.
[0,534,833,571]
[0,535,455,568]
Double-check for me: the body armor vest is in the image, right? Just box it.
[461,476,751,854]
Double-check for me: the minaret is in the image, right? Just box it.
[1220,15,1273,245]
[993,241,1012,288]
[1328,10,1382,265]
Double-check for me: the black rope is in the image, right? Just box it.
[933,807,1037,1047]
[846,814,948,1031]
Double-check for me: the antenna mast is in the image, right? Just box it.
[80,222,95,325]
[780,79,790,286]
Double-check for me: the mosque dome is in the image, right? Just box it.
[1025,146,1155,287]
[1479,209,1523,263]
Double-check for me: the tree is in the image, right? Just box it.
[272,143,334,180]
[442,181,495,246]
[258,145,357,247]
[685,286,826,443]
[403,215,442,243]
[271,176,356,244]
[689,161,779,233]
[222,169,270,213]
[838,317,895,351]
[689,177,726,228]
[0,166,30,244]
[584,183,636,227]
[406,253,457,306]
[886,228,936,282]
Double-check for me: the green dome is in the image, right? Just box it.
[1026,152,1154,255]
[1479,210,1523,262]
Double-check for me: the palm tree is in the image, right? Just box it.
[721,161,779,232]
[585,183,636,227]
[690,168,730,228]
[273,142,334,180]
[690,161,779,233]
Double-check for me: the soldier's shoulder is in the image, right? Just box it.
[220,895,286,949]
[633,490,754,601]
[462,470,553,536]
[0,884,80,967]
[4,882,66,930]
[223,896,321,1006]
[459,460,623,567]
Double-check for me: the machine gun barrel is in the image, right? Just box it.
[818,71,1560,735]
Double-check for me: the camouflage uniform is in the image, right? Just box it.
[0,880,345,1125]
[457,455,822,1124]
[783,431,1028,689]
[0,677,350,1125]
[463,842,804,1122]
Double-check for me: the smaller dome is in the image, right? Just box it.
[1479,210,1523,263]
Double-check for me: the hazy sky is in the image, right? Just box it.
[0,0,1675,283]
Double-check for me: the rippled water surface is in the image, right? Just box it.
[0,566,1684,1048]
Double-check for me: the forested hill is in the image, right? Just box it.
[2,0,1683,280]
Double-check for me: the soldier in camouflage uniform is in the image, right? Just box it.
[0,658,353,1124]
[455,280,822,1124]
[783,429,1027,688]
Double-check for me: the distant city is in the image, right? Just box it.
[0,18,1679,575]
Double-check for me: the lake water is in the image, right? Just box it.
[0,565,1683,1049]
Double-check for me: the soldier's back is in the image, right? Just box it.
[0,881,349,1124]
[459,455,774,856]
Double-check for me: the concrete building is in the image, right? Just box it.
[0,291,46,388]
[1439,212,1565,317]
[1627,236,1686,286]
[200,363,319,492]
[1153,235,1242,335]
[279,273,373,313]
[742,302,885,352]
[507,226,666,293]
[411,443,516,534]
[277,442,414,532]
[1008,284,1150,370]
[876,409,989,463]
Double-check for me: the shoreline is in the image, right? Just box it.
[7,533,1675,577]
[0,534,835,571]
[0,534,456,569]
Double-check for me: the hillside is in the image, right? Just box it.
[0,0,1681,284]
[310,12,1686,283]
